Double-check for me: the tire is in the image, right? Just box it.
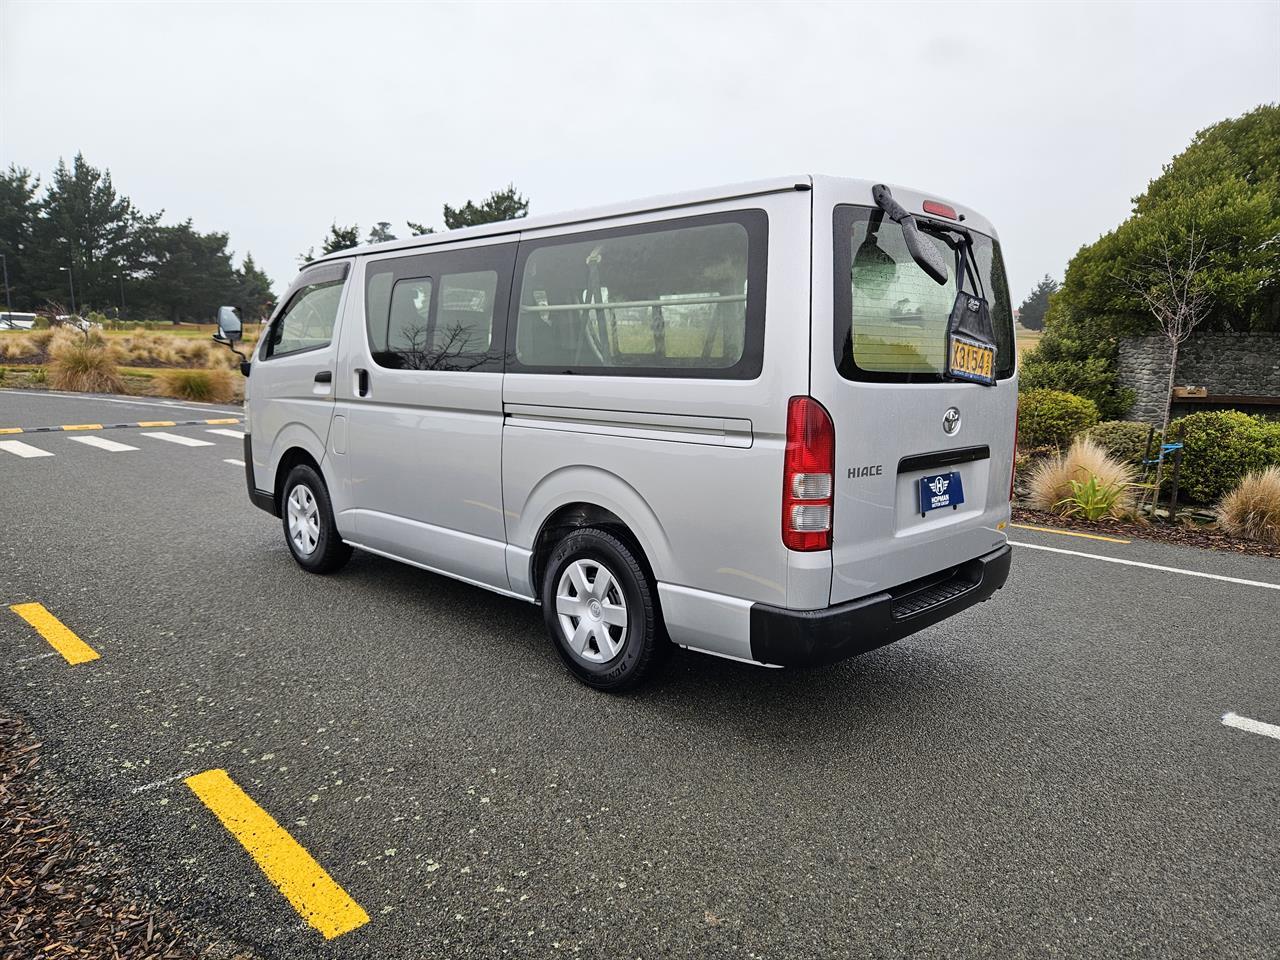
[280,464,352,574]
[540,527,666,692]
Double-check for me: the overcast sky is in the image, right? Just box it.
[2,0,1277,301]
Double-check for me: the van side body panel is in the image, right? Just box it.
[500,192,814,658]
[330,239,516,592]
[247,259,353,518]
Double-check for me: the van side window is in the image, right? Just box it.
[264,277,345,358]
[510,211,767,379]
[364,246,514,372]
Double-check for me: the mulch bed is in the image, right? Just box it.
[0,715,252,960]
[1012,506,1280,560]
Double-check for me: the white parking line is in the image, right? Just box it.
[0,439,54,458]
[1010,540,1280,591]
[142,431,215,448]
[0,389,242,417]
[1222,712,1280,742]
[69,435,138,452]
[207,428,245,439]
[224,458,246,467]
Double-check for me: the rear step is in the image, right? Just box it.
[889,565,980,620]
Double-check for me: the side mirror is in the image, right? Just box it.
[215,306,243,344]
[214,305,249,372]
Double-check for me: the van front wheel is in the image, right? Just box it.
[281,464,352,574]
[541,528,665,691]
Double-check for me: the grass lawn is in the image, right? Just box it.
[1015,325,1043,357]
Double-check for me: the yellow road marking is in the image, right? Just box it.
[61,423,103,431]
[185,770,369,940]
[1011,523,1130,544]
[136,420,176,427]
[0,427,22,434]
[8,603,100,664]
[205,418,241,425]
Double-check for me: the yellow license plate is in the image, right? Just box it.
[948,335,995,384]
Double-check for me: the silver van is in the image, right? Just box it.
[237,176,1016,691]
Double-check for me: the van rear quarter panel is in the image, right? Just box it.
[501,191,812,608]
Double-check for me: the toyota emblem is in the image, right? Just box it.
[942,407,961,435]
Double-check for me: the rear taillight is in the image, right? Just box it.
[1010,405,1019,500]
[783,396,834,551]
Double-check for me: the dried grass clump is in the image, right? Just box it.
[152,367,235,403]
[0,335,37,360]
[1216,466,1280,544]
[177,340,213,366]
[47,340,126,393]
[114,331,182,366]
[1026,437,1138,518]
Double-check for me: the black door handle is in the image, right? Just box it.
[355,368,370,397]
[314,370,333,383]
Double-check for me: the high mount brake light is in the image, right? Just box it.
[783,397,834,551]
[922,200,958,220]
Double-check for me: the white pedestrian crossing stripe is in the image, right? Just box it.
[142,431,215,447]
[0,439,54,458]
[224,458,246,467]
[69,435,138,452]
[207,428,245,439]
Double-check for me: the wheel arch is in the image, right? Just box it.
[517,466,674,596]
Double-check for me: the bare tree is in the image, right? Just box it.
[1119,227,1213,508]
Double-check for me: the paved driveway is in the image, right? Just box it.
[2,388,1277,959]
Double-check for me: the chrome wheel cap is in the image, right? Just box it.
[555,558,628,663]
[286,483,321,556]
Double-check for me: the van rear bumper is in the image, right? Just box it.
[748,543,1012,667]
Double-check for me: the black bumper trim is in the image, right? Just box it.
[749,543,1012,667]
[897,444,989,474]
[244,435,278,516]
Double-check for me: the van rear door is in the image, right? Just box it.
[808,178,1017,605]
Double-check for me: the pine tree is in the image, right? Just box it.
[1017,275,1058,330]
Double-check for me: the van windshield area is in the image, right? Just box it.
[832,205,1014,382]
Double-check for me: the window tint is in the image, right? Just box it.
[265,279,344,358]
[511,211,767,378]
[364,247,512,371]
[833,205,1014,382]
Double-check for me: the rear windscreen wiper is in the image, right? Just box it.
[871,184,949,285]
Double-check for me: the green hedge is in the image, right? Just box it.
[1170,411,1280,504]
[1017,389,1100,449]
[1018,354,1134,420]
[1084,420,1154,464]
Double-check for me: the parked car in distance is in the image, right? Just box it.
[233,175,1018,691]
[0,311,37,330]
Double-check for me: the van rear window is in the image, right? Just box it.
[510,211,767,379]
[832,205,1014,382]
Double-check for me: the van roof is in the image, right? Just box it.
[308,174,997,267]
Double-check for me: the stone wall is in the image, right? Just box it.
[1116,332,1280,423]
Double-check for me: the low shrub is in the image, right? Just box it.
[1171,410,1280,504]
[153,367,235,403]
[0,367,6,383]
[48,341,126,393]
[1017,389,1100,449]
[1216,466,1280,544]
[28,366,47,384]
[1083,420,1154,464]
[1026,437,1138,519]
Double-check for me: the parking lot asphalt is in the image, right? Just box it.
[1,389,1277,959]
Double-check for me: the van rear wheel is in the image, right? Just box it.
[541,527,665,692]
[281,464,352,574]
